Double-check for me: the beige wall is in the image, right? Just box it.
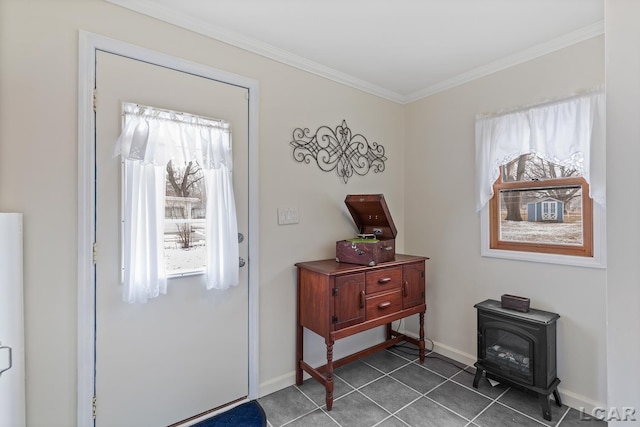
[5,0,640,425]
[0,1,404,425]
[403,36,607,408]
[605,1,640,425]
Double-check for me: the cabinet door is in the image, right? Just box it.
[333,273,365,329]
[402,262,425,309]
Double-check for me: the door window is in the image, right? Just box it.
[116,103,239,302]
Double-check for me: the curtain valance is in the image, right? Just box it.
[115,103,233,171]
[475,91,605,212]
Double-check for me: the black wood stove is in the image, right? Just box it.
[473,299,562,421]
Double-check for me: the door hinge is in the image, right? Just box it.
[92,242,97,264]
[332,315,338,323]
[93,89,97,112]
[332,288,338,296]
[92,395,97,420]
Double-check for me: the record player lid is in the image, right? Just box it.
[344,194,397,239]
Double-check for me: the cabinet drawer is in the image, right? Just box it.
[366,267,401,295]
[366,290,402,321]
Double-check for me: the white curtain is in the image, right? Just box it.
[475,91,605,212]
[115,103,239,303]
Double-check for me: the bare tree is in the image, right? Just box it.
[502,154,527,221]
[166,160,204,249]
[501,154,581,221]
[166,160,202,198]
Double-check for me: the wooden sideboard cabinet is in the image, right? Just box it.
[295,254,428,410]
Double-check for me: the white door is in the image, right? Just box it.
[94,51,249,427]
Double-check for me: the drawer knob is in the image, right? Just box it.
[378,301,391,309]
[378,277,391,284]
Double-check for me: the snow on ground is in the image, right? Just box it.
[500,220,583,245]
[165,245,206,272]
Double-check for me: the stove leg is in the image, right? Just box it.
[553,388,562,407]
[472,367,483,388]
[539,393,552,421]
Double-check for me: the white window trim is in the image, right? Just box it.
[480,202,606,268]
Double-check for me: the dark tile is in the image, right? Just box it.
[334,359,384,388]
[426,381,492,420]
[421,353,468,378]
[395,397,468,427]
[387,342,422,362]
[360,376,421,413]
[284,408,340,427]
[390,363,447,394]
[362,349,411,373]
[324,390,390,427]
[474,402,547,427]
[376,415,412,427]
[297,375,354,406]
[558,408,608,426]
[498,386,567,426]
[258,386,317,426]
[451,367,509,399]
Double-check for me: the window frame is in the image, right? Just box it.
[489,169,594,257]
[480,165,606,269]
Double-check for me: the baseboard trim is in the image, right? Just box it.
[428,339,607,413]
[429,339,476,367]
[259,371,296,398]
[260,337,607,415]
[554,388,608,415]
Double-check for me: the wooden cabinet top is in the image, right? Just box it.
[295,254,428,276]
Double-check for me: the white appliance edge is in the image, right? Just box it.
[0,213,26,427]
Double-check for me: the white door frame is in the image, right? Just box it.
[77,31,260,426]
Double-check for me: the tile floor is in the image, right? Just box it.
[258,344,607,427]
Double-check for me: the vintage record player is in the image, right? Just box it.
[336,194,397,266]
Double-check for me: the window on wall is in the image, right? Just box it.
[489,154,593,257]
[475,90,605,267]
[116,103,239,304]
[164,160,207,275]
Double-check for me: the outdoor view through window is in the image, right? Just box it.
[490,153,593,257]
[164,159,206,275]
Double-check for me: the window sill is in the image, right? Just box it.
[480,204,606,269]
[167,269,205,279]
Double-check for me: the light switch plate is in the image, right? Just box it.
[278,207,299,225]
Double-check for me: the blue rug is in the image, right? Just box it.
[192,401,266,427]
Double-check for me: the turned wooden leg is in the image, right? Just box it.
[419,312,425,363]
[325,338,335,410]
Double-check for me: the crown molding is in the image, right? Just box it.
[105,0,604,104]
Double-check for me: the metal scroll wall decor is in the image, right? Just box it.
[290,120,387,183]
